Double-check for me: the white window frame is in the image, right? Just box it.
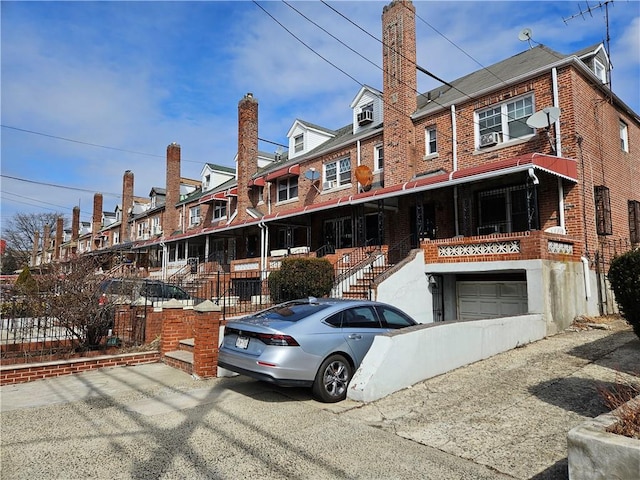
[426,127,437,155]
[257,186,264,204]
[137,221,148,238]
[323,158,351,190]
[151,217,161,235]
[620,120,629,152]
[277,176,298,203]
[374,144,384,171]
[594,59,607,84]
[213,201,227,220]
[476,94,535,147]
[294,134,304,153]
[189,206,201,226]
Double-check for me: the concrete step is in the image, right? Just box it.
[178,338,195,353]
[164,350,193,375]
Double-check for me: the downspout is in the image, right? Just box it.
[357,140,361,167]
[581,256,591,299]
[450,104,460,236]
[552,68,562,156]
[552,67,566,231]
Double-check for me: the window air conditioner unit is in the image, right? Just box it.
[152,226,162,235]
[323,180,335,190]
[191,216,201,225]
[357,110,374,125]
[479,132,501,148]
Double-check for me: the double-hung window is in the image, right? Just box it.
[294,134,304,153]
[189,206,201,226]
[374,145,384,171]
[324,158,351,190]
[426,127,437,155]
[477,95,534,147]
[213,201,226,220]
[620,120,629,152]
[277,176,298,202]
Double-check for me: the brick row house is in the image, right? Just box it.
[33,0,638,333]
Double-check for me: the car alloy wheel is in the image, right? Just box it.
[312,354,352,403]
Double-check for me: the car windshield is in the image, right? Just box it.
[251,301,332,323]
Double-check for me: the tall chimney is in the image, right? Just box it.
[382,0,417,184]
[55,217,63,260]
[43,224,51,250]
[121,170,134,242]
[92,193,103,249]
[31,231,40,267]
[164,142,181,235]
[237,93,258,222]
[72,206,80,241]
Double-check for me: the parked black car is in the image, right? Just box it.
[99,278,202,306]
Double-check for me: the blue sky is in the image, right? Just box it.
[1,0,639,230]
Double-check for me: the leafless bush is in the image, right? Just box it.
[597,376,640,440]
[36,256,112,352]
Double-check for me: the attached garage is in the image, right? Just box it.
[457,280,528,320]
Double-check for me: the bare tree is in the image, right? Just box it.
[38,255,112,351]
[1,212,64,274]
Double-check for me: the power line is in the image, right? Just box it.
[1,174,121,198]
[1,124,165,159]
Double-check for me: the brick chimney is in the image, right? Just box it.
[121,170,134,242]
[237,93,258,222]
[55,217,63,260]
[31,231,40,267]
[382,0,417,184]
[43,224,51,251]
[43,224,51,263]
[92,192,103,249]
[164,142,181,235]
[72,206,80,241]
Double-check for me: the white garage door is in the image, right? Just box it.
[457,281,528,320]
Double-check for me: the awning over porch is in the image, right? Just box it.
[199,187,237,204]
[261,153,577,222]
[265,163,300,181]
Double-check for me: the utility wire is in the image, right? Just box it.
[316,1,540,139]
[1,174,121,198]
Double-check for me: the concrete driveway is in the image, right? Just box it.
[1,318,637,479]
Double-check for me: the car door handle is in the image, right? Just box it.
[348,334,362,339]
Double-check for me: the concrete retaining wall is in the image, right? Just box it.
[348,314,545,402]
[567,395,640,479]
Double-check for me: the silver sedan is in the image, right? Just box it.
[218,297,417,402]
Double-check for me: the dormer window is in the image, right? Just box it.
[294,134,304,153]
[358,103,374,125]
[594,59,607,84]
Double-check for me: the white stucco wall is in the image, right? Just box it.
[348,314,545,402]
[375,251,432,324]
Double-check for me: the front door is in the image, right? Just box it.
[324,217,353,249]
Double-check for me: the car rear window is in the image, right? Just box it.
[253,302,332,322]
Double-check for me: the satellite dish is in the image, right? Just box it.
[303,168,320,181]
[355,165,373,189]
[526,106,561,129]
[518,28,533,42]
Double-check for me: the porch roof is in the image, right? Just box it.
[133,153,576,247]
[260,153,577,222]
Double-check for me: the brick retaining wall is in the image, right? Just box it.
[0,351,160,385]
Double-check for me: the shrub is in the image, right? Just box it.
[268,257,335,303]
[608,248,640,339]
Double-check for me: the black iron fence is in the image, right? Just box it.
[0,294,146,363]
